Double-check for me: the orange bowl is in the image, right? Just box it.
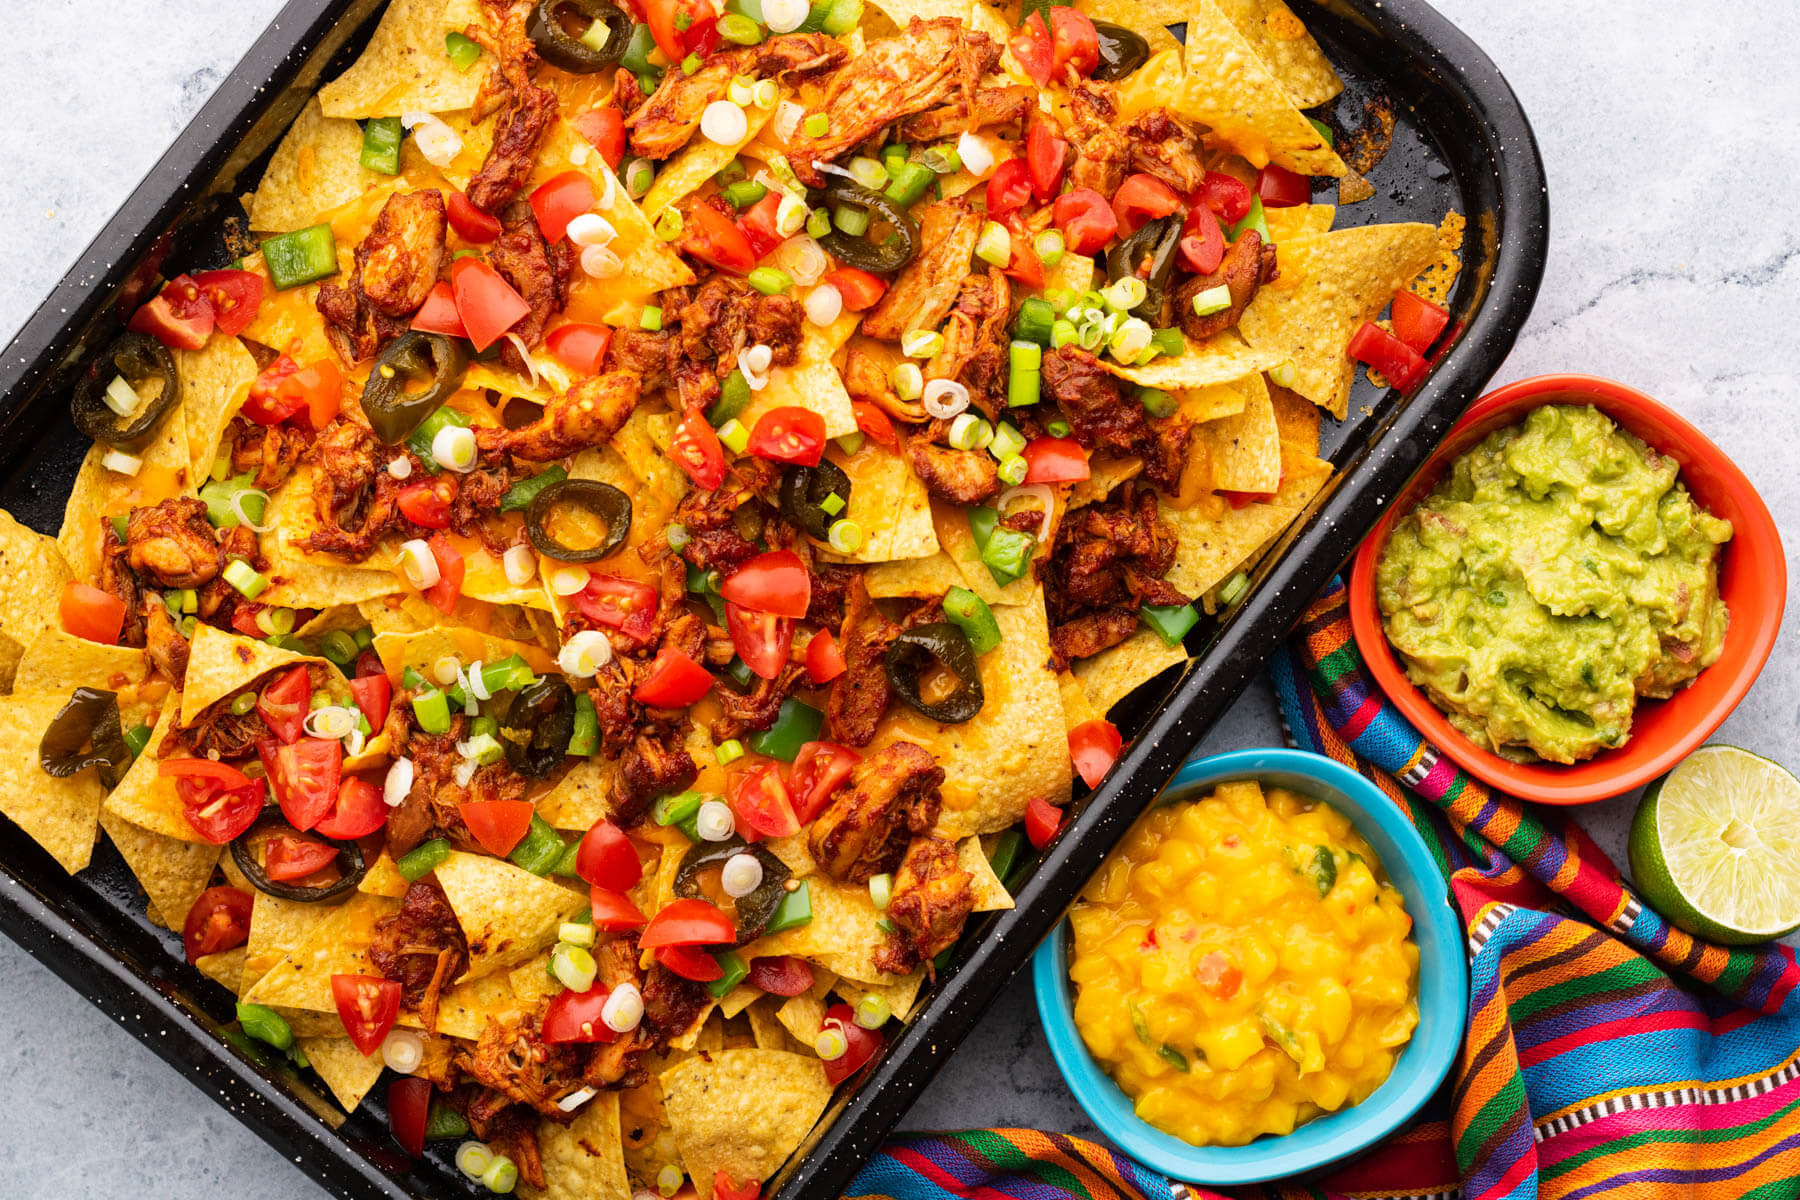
[1348,375,1786,805]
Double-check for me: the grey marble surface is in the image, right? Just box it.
[1,0,1797,1194]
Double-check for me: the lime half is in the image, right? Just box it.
[1629,745,1800,945]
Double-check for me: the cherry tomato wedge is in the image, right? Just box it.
[388,1077,433,1158]
[256,665,311,745]
[259,737,343,832]
[60,581,126,644]
[645,0,712,64]
[128,274,214,351]
[448,191,503,242]
[396,477,454,529]
[182,885,253,964]
[1025,795,1063,848]
[461,798,536,857]
[714,1171,762,1200]
[245,354,342,428]
[1000,214,1045,287]
[1256,163,1312,209]
[851,401,897,448]
[745,406,826,467]
[632,646,714,707]
[719,550,810,618]
[986,158,1032,216]
[331,973,402,1056]
[1179,205,1225,274]
[572,107,626,169]
[656,943,725,981]
[1347,321,1427,390]
[803,629,847,684]
[191,269,265,337]
[350,674,391,732]
[1111,173,1181,234]
[820,1003,883,1085]
[1021,437,1090,484]
[746,955,815,997]
[1390,290,1450,354]
[573,574,660,642]
[1052,187,1118,256]
[729,762,800,839]
[589,887,649,931]
[670,408,728,490]
[686,203,758,274]
[639,897,736,947]
[1008,11,1054,86]
[450,257,531,351]
[1048,8,1100,78]
[577,819,643,890]
[824,267,887,312]
[726,602,793,681]
[424,533,465,614]
[542,985,620,1044]
[315,777,388,839]
[545,322,614,374]
[161,759,266,844]
[265,833,339,882]
[530,171,598,243]
[1068,718,1123,789]
[737,191,786,260]
[1193,171,1252,223]
[411,281,470,339]
[787,741,858,824]
[1026,122,1068,202]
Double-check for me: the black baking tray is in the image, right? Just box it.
[0,0,1546,1194]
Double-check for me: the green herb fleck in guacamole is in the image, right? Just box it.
[1376,405,1732,764]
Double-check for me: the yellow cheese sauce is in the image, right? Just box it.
[1068,781,1419,1146]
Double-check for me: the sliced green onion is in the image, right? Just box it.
[716,738,746,765]
[996,454,1027,487]
[747,266,794,295]
[806,206,832,239]
[948,413,992,451]
[655,1164,684,1197]
[716,12,763,42]
[814,1026,849,1060]
[869,873,893,910]
[1034,228,1066,267]
[1150,326,1185,358]
[1139,388,1177,419]
[568,693,599,756]
[222,558,268,599]
[552,943,598,992]
[853,994,891,1028]
[901,329,944,358]
[398,838,453,881]
[1013,297,1055,347]
[727,74,755,106]
[819,491,847,517]
[848,156,889,190]
[1045,417,1072,438]
[753,78,778,108]
[821,0,863,34]
[1141,602,1199,645]
[681,51,703,74]
[882,142,910,172]
[1007,339,1041,408]
[1268,359,1298,389]
[1050,319,1078,349]
[621,157,655,199]
[445,31,483,70]
[229,691,258,717]
[717,418,750,454]
[411,688,452,735]
[883,160,935,207]
[921,144,960,174]
[254,607,296,637]
[827,519,863,554]
[804,112,830,138]
[722,179,768,209]
[481,1155,519,1194]
[456,1141,494,1180]
[1104,276,1147,312]
[989,421,1026,461]
[834,431,865,454]
[974,220,1011,268]
[318,629,358,666]
[1219,571,1250,606]
[1191,284,1233,316]
[892,361,924,400]
[832,203,871,236]
[639,305,665,331]
[876,917,897,933]
[775,192,809,236]
[1108,317,1153,363]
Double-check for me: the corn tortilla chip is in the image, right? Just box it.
[1160,455,1330,595]
[523,1090,633,1200]
[0,690,107,871]
[958,836,1013,912]
[775,989,827,1046]
[1211,0,1343,108]
[182,623,343,725]
[244,889,340,996]
[358,852,410,898]
[262,470,403,608]
[1104,332,1275,392]
[659,1049,834,1200]
[536,757,614,831]
[870,0,971,23]
[14,630,148,697]
[58,401,192,584]
[1265,202,1335,241]
[179,336,260,485]
[302,1035,386,1111]
[738,873,887,970]
[814,441,938,564]
[746,997,808,1053]
[1057,670,1101,730]
[103,693,214,843]
[317,0,487,118]
[1074,628,1190,714]
[643,103,777,217]
[433,851,587,982]
[0,512,72,688]
[196,946,248,993]
[1196,371,1281,493]
[1074,0,1188,30]
[101,811,220,931]
[929,497,1056,608]
[249,99,390,232]
[832,970,925,1021]
[717,984,761,1020]
[741,314,862,440]
[863,549,974,601]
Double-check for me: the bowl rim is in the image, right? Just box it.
[1347,373,1786,805]
[1031,747,1468,1185]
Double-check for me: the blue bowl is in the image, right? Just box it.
[1032,747,1467,1186]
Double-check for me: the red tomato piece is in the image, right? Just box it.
[1025,795,1063,848]
[714,1171,762,1200]
[1256,163,1312,208]
[737,191,786,260]
[746,955,814,997]
[542,985,620,1044]
[1194,950,1243,999]
[1008,11,1054,86]
[264,833,339,882]
[683,13,719,54]
[573,574,661,642]
[161,759,264,844]
[396,477,454,529]
[1178,205,1225,274]
[572,107,626,169]
[1193,171,1252,223]
[1111,173,1181,234]
[315,777,388,839]
[718,550,810,618]
[670,408,728,490]
[726,602,793,681]
[787,741,858,824]
[244,355,343,429]
[986,158,1032,216]
[128,274,214,350]
[1347,321,1427,390]
[349,674,391,732]
[447,191,503,243]
[803,630,847,685]
[181,885,252,964]
[1067,718,1123,789]
[530,171,598,243]
[450,257,531,351]
[1053,188,1119,256]
[388,1077,433,1158]
[229,605,267,638]
[355,650,385,679]
[577,820,643,891]
[331,973,402,1056]
[632,646,714,708]
[260,737,343,831]
[1390,290,1450,354]
[424,534,465,614]
[589,887,649,931]
[645,0,710,59]
[1021,437,1090,484]
[656,943,725,981]
[729,763,800,839]
[1000,215,1045,287]
[686,203,758,274]
[746,405,826,467]
[1047,7,1100,78]
[256,665,312,745]
[1220,488,1274,509]
[639,897,736,947]
[60,581,126,644]
[461,799,535,856]
[545,322,614,374]
[191,269,265,337]
[820,1004,883,1085]
[825,267,887,312]
[411,281,469,339]
[1026,122,1068,203]
[851,401,897,448]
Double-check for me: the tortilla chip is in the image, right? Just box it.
[929,498,1054,608]
[1172,1,1346,177]
[182,623,340,725]
[196,946,248,993]
[1265,202,1335,241]
[244,889,339,996]
[14,631,148,699]
[958,836,1013,912]
[1236,222,1440,417]
[317,0,487,118]
[433,851,587,982]
[832,971,925,1022]
[862,549,975,601]
[1074,0,1189,30]
[738,875,888,974]
[742,315,861,439]
[1161,456,1330,595]
[644,104,777,217]
[301,1036,386,1111]
[524,1090,633,1200]
[0,690,107,870]
[1074,628,1191,714]
[1196,371,1281,493]
[179,336,261,484]
[242,893,401,1016]
[1211,0,1343,108]
[870,0,971,23]
[58,401,192,583]
[775,989,828,1046]
[536,758,614,831]
[1409,210,1467,308]
[101,811,220,930]
[0,511,72,687]
[1104,333,1275,392]
[358,852,410,898]
[814,441,938,564]
[717,984,761,1020]
[248,99,390,232]
[1270,381,1322,454]
[746,998,808,1053]
[1057,670,1101,730]
[659,1050,834,1200]
[102,693,204,842]
[262,470,403,608]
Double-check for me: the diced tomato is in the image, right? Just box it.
[1026,122,1067,203]
[1000,215,1045,287]
[729,763,800,839]
[1256,163,1312,208]
[737,191,785,260]
[726,602,793,681]
[682,11,719,54]
[411,281,469,339]
[530,171,598,243]
[355,650,385,679]
[656,943,725,981]
[396,477,455,529]
[573,574,661,642]
[191,269,265,337]
[244,355,343,429]
[573,107,626,169]
[259,737,343,831]
[545,322,614,374]
[331,973,402,1056]
[820,1004,883,1085]
[825,267,887,312]
[254,665,311,745]
[746,955,814,997]
[1194,950,1243,999]
[746,405,826,467]
[576,819,643,891]
[589,887,649,931]
[181,886,252,964]
[787,741,858,824]
[229,605,267,638]
[447,191,503,243]
[803,630,847,684]
[388,1077,433,1158]
[424,533,465,614]
[851,401,896,448]
[1025,795,1063,848]
[1193,171,1252,224]
[1347,321,1427,390]
[460,798,536,856]
[670,408,728,490]
[718,550,810,618]
[1390,290,1450,354]
[264,833,339,882]
[986,158,1032,216]
[315,777,388,839]
[60,581,127,644]
[686,204,758,274]
[640,897,736,947]
[450,257,531,351]
[1220,488,1275,508]
[1178,205,1225,274]
[1111,173,1182,234]
[1021,437,1089,483]
[1067,718,1122,789]
[632,646,714,707]
[172,770,265,844]
[1053,188,1118,256]
[128,274,214,350]
[349,674,391,732]
[542,985,620,1044]
[714,1171,762,1200]
[1008,11,1054,86]
[1047,7,1100,78]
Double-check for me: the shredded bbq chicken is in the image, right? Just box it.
[1123,109,1208,196]
[809,740,944,884]
[125,497,223,589]
[625,34,846,160]
[370,879,471,1026]
[316,190,446,362]
[899,84,1033,142]
[225,416,310,490]
[1176,230,1277,341]
[861,197,982,343]
[384,709,531,855]
[1065,83,1129,197]
[1043,482,1190,667]
[1040,346,1193,489]
[488,200,576,372]
[875,836,975,975]
[825,576,895,746]
[469,83,559,213]
[475,370,643,462]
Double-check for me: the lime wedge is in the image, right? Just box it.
[1629,746,1800,945]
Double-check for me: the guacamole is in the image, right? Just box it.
[1376,405,1732,764]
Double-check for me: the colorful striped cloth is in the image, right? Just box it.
[848,579,1800,1200]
